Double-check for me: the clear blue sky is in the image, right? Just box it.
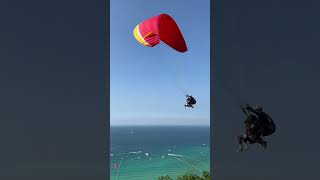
[111,0,210,126]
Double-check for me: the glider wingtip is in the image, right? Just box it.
[180,48,188,53]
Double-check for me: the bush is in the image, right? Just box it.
[158,175,174,180]
[158,171,210,180]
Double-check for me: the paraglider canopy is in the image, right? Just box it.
[133,14,188,53]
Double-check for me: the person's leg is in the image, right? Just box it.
[253,135,267,149]
[244,135,255,145]
[261,138,267,149]
[238,134,249,151]
[238,135,243,145]
[237,135,244,152]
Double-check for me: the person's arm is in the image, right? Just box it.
[246,107,260,116]
[245,104,254,112]
[266,113,273,123]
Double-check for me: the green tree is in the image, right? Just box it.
[158,170,210,180]
[176,174,201,180]
[202,171,210,180]
[158,175,174,180]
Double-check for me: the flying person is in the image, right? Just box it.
[237,104,275,151]
[237,113,267,152]
[245,104,276,136]
[184,95,196,109]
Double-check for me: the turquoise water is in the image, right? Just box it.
[110,126,210,180]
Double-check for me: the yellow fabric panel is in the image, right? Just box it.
[133,25,150,46]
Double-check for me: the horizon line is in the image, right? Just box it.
[110,124,210,127]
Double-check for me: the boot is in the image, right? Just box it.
[262,141,267,149]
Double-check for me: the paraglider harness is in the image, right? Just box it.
[237,105,270,151]
[185,95,196,108]
[241,105,276,137]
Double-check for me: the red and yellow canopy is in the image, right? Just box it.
[133,14,188,53]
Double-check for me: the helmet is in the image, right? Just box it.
[254,105,263,111]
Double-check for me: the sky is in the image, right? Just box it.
[110,0,210,126]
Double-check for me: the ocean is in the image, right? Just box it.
[110,126,210,180]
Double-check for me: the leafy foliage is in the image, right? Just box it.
[158,171,210,180]
[158,175,174,180]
